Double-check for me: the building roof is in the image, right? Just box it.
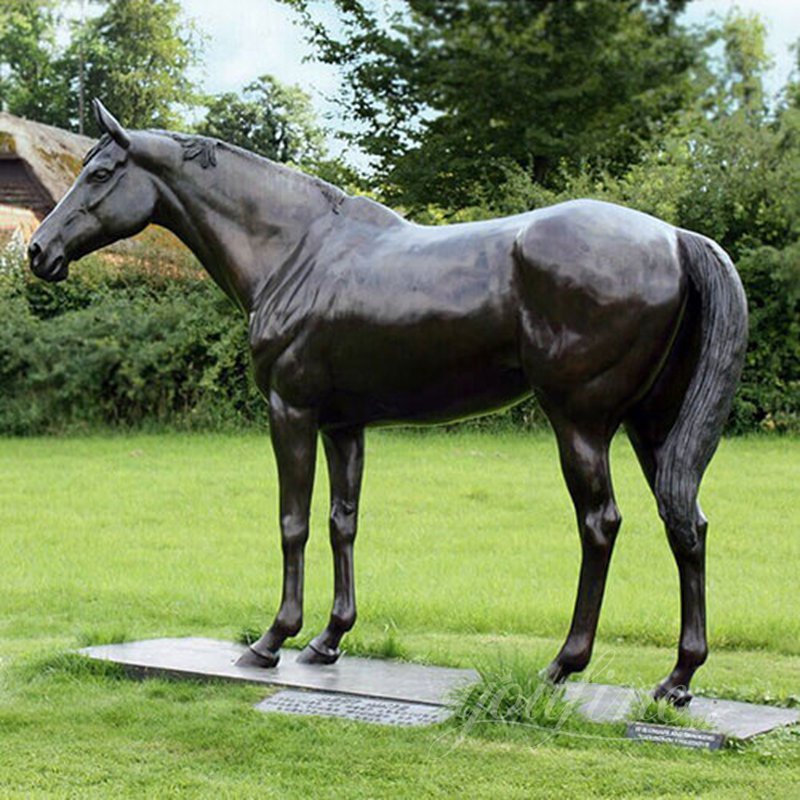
[0,112,95,206]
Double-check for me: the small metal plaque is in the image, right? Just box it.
[256,689,451,727]
[626,722,725,750]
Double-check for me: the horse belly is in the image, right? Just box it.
[308,291,523,426]
[321,357,530,429]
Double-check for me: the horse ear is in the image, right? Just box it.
[92,99,131,149]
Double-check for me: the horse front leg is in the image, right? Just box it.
[237,392,317,668]
[298,427,365,665]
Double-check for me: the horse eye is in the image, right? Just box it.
[90,168,112,182]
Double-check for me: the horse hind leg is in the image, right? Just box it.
[625,227,746,704]
[545,416,622,684]
[658,505,708,707]
[626,413,708,707]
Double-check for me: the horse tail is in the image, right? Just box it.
[654,231,748,549]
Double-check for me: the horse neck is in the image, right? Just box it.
[151,140,336,313]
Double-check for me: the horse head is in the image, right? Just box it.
[28,100,159,282]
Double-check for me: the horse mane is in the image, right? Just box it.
[170,133,218,169]
[163,131,348,214]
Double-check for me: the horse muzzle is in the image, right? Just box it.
[28,239,70,283]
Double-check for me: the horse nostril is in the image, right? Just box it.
[28,241,41,263]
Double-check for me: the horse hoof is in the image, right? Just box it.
[653,682,693,707]
[541,660,567,685]
[297,641,340,665]
[236,645,280,669]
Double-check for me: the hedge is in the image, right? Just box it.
[0,253,264,435]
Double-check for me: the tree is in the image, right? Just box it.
[69,0,203,133]
[785,37,800,110]
[592,11,798,258]
[707,11,772,120]
[540,11,800,432]
[281,0,704,212]
[1,0,202,132]
[0,1,66,122]
[197,75,324,166]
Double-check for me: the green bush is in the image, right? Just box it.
[0,254,265,435]
[730,244,800,433]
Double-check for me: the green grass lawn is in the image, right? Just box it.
[1,430,798,797]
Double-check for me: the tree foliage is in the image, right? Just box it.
[0,0,202,132]
[0,0,64,121]
[68,0,202,133]
[0,253,262,435]
[281,0,704,209]
[498,12,800,432]
[197,75,325,166]
[1,3,797,432]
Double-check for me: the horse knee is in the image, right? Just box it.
[280,514,309,552]
[582,503,621,553]
[656,489,709,552]
[666,519,706,562]
[330,500,357,546]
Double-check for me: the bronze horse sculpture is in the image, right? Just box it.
[29,101,747,705]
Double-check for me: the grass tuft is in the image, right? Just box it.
[236,625,261,647]
[449,655,578,732]
[345,624,409,661]
[629,695,711,729]
[77,629,130,647]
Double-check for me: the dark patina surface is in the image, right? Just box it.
[30,101,748,704]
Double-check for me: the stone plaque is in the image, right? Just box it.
[255,689,451,727]
[625,722,726,750]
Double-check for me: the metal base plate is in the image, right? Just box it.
[80,638,799,738]
[80,637,476,706]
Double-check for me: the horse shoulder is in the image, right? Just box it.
[248,227,336,378]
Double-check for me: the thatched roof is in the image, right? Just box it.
[0,112,94,205]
